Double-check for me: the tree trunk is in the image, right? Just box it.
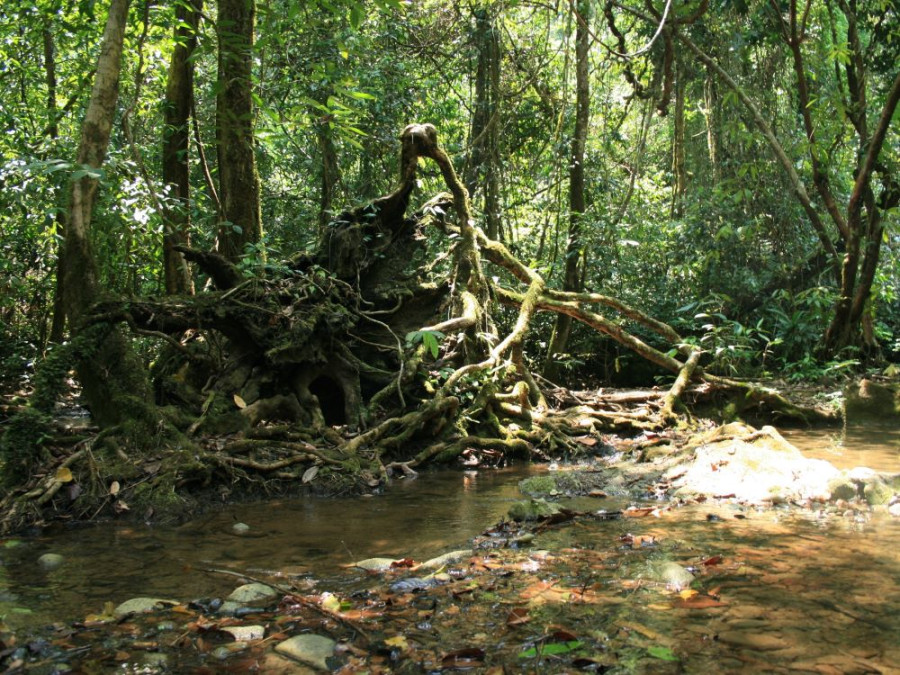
[671,54,686,218]
[44,25,67,344]
[317,95,341,229]
[216,0,262,261]
[465,7,502,240]
[162,0,201,294]
[703,65,720,183]
[544,0,589,381]
[62,0,155,427]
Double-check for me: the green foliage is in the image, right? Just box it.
[406,330,445,359]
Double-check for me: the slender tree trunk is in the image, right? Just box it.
[671,55,686,218]
[465,7,502,240]
[62,0,154,427]
[162,0,201,294]
[703,66,720,183]
[44,26,68,344]
[317,94,341,228]
[544,0,589,380]
[216,0,262,261]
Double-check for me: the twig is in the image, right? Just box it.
[200,567,371,643]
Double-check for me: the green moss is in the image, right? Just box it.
[0,407,52,486]
[518,475,558,497]
[508,498,562,521]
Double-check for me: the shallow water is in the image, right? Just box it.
[783,422,900,472]
[0,424,897,672]
[0,466,537,630]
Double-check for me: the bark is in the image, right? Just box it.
[61,0,155,426]
[703,66,720,182]
[44,26,67,344]
[544,0,590,381]
[215,0,262,261]
[824,70,900,353]
[466,7,502,240]
[162,0,201,294]
[671,53,686,217]
[318,113,340,229]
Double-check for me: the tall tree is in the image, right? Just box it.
[162,0,202,294]
[678,0,900,357]
[544,0,590,380]
[215,0,262,261]
[44,23,68,343]
[61,0,155,426]
[465,5,502,240]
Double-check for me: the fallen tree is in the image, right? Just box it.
[0,124,837,533]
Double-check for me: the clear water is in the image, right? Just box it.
[0,424,897,672]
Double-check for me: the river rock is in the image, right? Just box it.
[417,550,472,570]
[716,630,788,651]
[670,425,839,504]
[508,498,561,521]
[863,479,893,506]
[37,553,64,571]
[827,477,858,501]
[113,597,178,618]
[889,502,900,517]
[222,625,265,641]
[232,522,251,534]
[844,379,900,422]
[227,583,278,603]
[348,557,402,571]
[274,634,336,670]
[650,561,694,590]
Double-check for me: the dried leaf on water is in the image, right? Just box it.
[506,607,530,626]
[384,635,409,650]
[441,647,485,668]
[671,593,724,609]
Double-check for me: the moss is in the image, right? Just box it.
[508,498,561,521]
[519,475,559,497]
[0,407,53,486]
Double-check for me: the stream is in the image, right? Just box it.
[0,424,898,672]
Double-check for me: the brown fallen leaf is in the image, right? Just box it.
[672,594,725,609]
[441,648,485,668]
[623,506,655,518]
[506,607,530,626]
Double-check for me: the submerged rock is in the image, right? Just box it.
[227,583,278,603]
[863,479,893,506]
[508,498,562,521]
[37,553,64,571]
[650,561,694,590]
[113,597,178,618]
[348,557,402,571]
[275,634,336,670]
[417,549,471,570]
[222,625,265,641]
